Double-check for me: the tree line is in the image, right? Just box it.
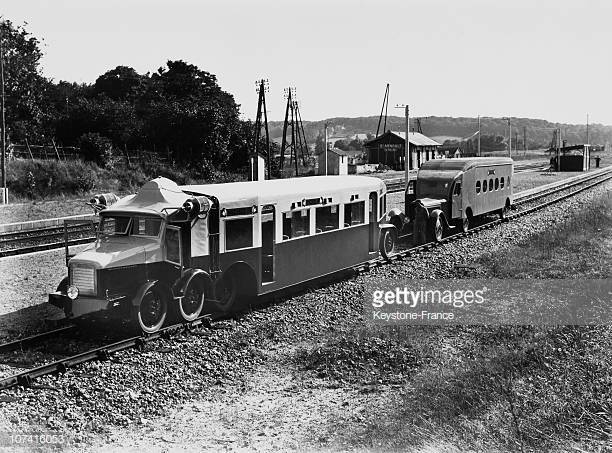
[1,19,254,177]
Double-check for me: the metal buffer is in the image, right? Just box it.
[280,87,309,176]
[250,79,271,181]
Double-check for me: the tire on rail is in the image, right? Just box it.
[211,263,257,314]
[133,285,168,334]
[428,210,444,242]
[379,227,397,259]
[178,278,205,322]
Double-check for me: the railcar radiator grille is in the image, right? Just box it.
[70,265,96,296]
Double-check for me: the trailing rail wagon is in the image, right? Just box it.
[49,176,393,333]
[388,157,513,242]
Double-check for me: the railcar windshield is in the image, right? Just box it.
[99,215,163,238]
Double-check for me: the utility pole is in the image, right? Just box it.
[502,117,512,159]
[0,24,6,204]
[586,113,589,144]
[523,126,527,152]
[324,122,329,175]
[395,104,410,181]
[478,115,481,156]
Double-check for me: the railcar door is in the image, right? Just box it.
[368,192,378,253]
[451,178,463,219]
[261,205,275,283]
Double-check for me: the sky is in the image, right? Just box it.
[2,0,611,125]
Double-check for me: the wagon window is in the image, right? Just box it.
[489,179,493,191]
[165,227,181,264]
[500,177,505,189]
[344,201,365,227]
[225,218,253,250]
[316,205,339,233]
[476,181,481,194]
[482,180,487,193]
[282,209,310,240]
[495,178,499,190]
[507,176,511,187]
[453,182,461,196]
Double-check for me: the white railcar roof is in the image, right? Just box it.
[182,175,385,210]
[103,175,385,216]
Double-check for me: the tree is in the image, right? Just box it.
[93,66,146,101]
[0,19,50,142]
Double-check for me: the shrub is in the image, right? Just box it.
[78,132,115,167]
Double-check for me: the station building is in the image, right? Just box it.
[364,131,442,170]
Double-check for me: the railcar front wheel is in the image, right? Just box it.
[135,288,168,334]
[179,280,205,322]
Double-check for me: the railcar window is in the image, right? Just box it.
[507,176,511,187]
[282,209,311,240]
[476,181,481,194]
[489,179,493,191]
[482,180,487,193]
[132,217,162,237]
[165,227,181,264]
[500,177,505,189]
[495,178,499,190]
[315,205,339,233]
[344,201,365,227]
[225,218,253,250]
[99,216,130,236]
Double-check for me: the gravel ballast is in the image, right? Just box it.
[0,179,609,451]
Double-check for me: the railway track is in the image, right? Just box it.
[0,161,551,255]
[385,161,549,193]
[0,221,98,258]
[0,165,610,392]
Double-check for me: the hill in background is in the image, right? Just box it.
[268,116,612,150]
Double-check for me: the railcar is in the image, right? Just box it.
[388,157,513,242]
[49,175,394,333]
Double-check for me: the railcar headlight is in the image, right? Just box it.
[67,285,79,300]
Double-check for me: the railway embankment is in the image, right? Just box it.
[0,176,609,451]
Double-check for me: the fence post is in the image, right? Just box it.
[25,138,34,159]
[52,139,61,161]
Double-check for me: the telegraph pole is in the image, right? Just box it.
[586,113,589,144]
[394,104,410,181]
[477,115,481,156]
[324,122,328,175]
[0,24,6,204]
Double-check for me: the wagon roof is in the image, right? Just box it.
[419,157,513,172]
[181,175,385,209]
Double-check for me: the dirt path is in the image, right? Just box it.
[80,348,429,453]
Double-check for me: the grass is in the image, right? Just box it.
[295,189,612,451]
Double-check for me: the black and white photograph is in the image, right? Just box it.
[0,0,610,451]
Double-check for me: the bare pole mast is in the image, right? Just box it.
[0,23,6,203]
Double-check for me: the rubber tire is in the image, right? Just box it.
[500,205,509,220]
[56,277,69,293]
[135,287,168,334]
[430,213,444,242]
[179,279,205,322]
[379,228,396,259]
[212,272,238,313]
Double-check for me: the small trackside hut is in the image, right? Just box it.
[387,157,513,243]
[49,175,392,333]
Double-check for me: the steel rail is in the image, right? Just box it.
[0,325,76,354]
[0,167,610,390]
[0,316,212,390]
[358,168,612,271]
